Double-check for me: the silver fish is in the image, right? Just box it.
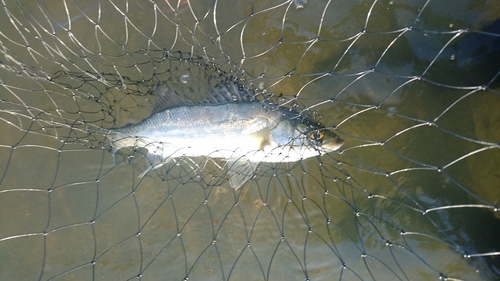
[103,83,344,189]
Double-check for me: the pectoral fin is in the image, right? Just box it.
[242,116,271,150]
[242,116,271,134]
[227,159,254,189]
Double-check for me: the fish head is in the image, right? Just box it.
[268,119,344,161]
[303,127,344,153]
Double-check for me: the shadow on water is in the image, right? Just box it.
[426,18,500,88]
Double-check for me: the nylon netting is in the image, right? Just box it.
[0,0,499,280]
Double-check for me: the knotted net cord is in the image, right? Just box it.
[0,0,499,280]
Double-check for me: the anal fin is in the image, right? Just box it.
[227,159,254,190]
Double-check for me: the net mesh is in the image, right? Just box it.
[1,0,499,280]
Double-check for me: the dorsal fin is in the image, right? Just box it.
[152,84,193,114]
[152,81,255,114]
[197,82,255,104]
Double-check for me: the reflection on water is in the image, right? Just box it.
[0,0,499,280]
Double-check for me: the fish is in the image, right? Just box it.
[101,82,344,189]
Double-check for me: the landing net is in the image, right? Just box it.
[0,0,499,280]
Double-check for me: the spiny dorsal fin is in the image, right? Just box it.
[197,82,255,104]
[152,84,193,114]
[153,81,255,114]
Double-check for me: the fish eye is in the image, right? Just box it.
[308,130,324,143]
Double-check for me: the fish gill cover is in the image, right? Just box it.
[0,0,499,280]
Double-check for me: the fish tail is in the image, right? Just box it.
[87,125,122,164]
